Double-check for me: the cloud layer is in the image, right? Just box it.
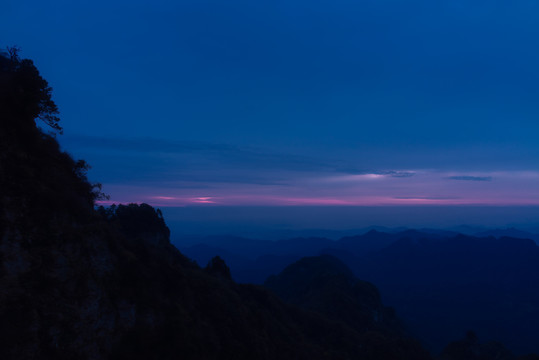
[64,135,539,207]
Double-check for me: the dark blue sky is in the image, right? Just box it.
[3,0,539,227]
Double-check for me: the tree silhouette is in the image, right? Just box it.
[0,46,61,133]
[0,47,107,210]
[98,203,170,242]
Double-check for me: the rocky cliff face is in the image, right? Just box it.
[5,196,425,360]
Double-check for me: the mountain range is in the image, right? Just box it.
[178,229,539,354]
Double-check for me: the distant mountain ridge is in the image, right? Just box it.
[178,228,539,355]
[473,227,539,243]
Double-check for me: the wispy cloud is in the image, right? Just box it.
[446,176,493,181]
[62,135,420,188]
[62,135,539,207]
[62,135,343,173]
[393,196,460,200]
[380,171,416,178]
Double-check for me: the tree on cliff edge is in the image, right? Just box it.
[0,46,61,134]
[0,47,106,217]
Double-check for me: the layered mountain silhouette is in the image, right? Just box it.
[180,229,539,355]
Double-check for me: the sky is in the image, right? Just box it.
[3,0,539,229]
